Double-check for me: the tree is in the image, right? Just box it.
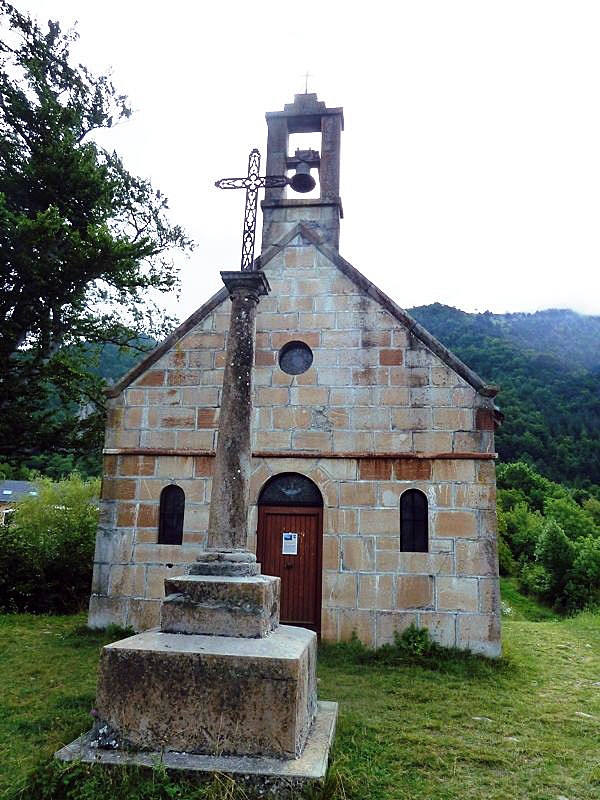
[0,2,192,472]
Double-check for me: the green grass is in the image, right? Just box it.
[1,604,599,799]
[499,577,561,621]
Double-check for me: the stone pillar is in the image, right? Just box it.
[206,270,270,554]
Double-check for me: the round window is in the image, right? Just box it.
[278,340,313,375]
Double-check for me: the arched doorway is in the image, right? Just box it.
[256,473,323,634]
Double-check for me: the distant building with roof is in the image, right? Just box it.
[0,480,39,524]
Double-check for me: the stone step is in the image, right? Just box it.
[161,574,280,638]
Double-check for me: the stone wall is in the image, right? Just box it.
[89,235,501,656]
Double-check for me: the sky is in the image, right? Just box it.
[17,0,600,319]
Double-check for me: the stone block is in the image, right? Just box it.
[455,540,498,577]
[91,563,110,595]
[255,387,289,406]
[322,535,340,570]
[197,408,219,428]
[338,609,375,647]
[359,508,398,535]
[194,456,214,477]
[134,370,165,388]
[88,594,128,629]
[352,366,389,386]
[358,574,394,611]
[437,577,478,611]
[376,387,410,406]
[373,432,412,451]
[188,351,214,369]
[119,455,156,477]
[453,431,494,453]
[375,549,399,572]
[433,484,452,507]
[333,431,373,452]
[293,431,333,451]
[339,482,376,507]
[156,456,195,478]
[479,578,501,615]
[455,483,497,509]
[140,430,177,449]
[255,430,293,450]
[319,459,358,481]
[180,430,214,450]
[160,575,280,638]
[127,598,161,631]
[379,348,404,366]
[320,608,338,641]
[117,502,136,528]
[95,626,317,758]
[396,576,434,609]
[146,388,181,406]
[322,572,357,608]
[109,565,146,598]
[94,528,134,564]
[432,459,476,482]
[350,407,390,431]
[271,331,321,349]
[341,536,375,572]
[393,459,432,480]
[433,408,474,430]
[272,407,311,430]
[434,510,477,538]
[413,431,453,452]
[376,611,418,647]
[316,367,352,387]
[324,508,358,534]
[123,408,142,429]
[418,612,457,648]
[391,408,432,430]
[358,458,392,480]
[431,366,460,387]
[456,613,501,657]
[398,551,453,574]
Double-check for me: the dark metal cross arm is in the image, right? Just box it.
[214,176,287,190]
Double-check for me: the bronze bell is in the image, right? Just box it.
[288,159,316,193]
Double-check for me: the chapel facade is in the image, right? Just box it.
[88,94,502,657]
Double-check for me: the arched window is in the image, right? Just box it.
[400,489,428,552]
[158,485,185,545]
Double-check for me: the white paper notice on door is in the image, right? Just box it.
[282,532,298,555]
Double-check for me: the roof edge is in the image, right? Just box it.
[296,223,498,398]
[105,286,229,398]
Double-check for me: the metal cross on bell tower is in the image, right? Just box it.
[215,147,317,270]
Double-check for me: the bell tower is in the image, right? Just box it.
[261,93,344,252]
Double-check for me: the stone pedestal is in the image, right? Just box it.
[94,626,316,759]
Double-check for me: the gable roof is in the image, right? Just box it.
[107,223,498,399]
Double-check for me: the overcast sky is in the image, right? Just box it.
[19,0,600,319]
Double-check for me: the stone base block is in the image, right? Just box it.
[95,626,317,759]
[56,701,338,798]
[161,574,280,638]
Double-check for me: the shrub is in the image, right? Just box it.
[0,474,100,613]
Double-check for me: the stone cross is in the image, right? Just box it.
[200,270,270,571]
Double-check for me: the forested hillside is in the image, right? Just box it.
[410,304,600,486]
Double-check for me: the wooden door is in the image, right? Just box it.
[257,505,323,634]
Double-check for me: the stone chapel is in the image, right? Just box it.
[88,93,502,657]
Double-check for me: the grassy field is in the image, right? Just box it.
[1,598,599,799]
